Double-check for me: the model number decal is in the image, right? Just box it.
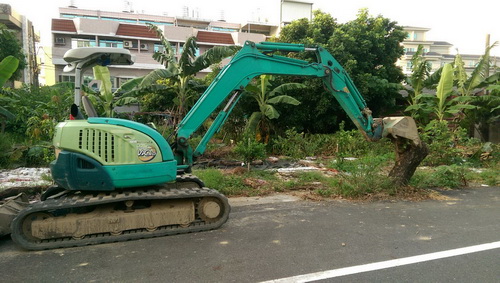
[137,146,157,162]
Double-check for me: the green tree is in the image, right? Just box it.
[328,9,406,115]
[277,9,406,133]
[0,24,26,81]
[244,75,304,142]
[140,24,239,124]
[279,10,337,46]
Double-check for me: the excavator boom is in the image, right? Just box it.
[174,41,421,168]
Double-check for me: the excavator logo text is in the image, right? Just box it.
[137,146,157,162]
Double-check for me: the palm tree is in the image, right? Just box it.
[244,75,305,142]
[142,24,239,124]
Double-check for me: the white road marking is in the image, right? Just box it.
[261,241,500,283]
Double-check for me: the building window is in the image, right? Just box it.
[71,38,97,48]
[61,14,98,19]
[212,27,238,32]
[139,20,174,26]
[99,40,124,48]
[59,75,75,83]
[115,77,133,88]
[155,43,179,54]
[101,17,137,24]
[179,45,200,57]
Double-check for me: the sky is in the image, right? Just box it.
[2,0,499,56]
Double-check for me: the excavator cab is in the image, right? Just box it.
[62,47,135,118]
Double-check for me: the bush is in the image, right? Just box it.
[270,123,391,160]
[410,165,470,189]
[421,120,473,166]
[0,132,14,168]
[327,154,395,197]
[234,136,266,171]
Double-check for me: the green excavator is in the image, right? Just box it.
[1,41,422,250]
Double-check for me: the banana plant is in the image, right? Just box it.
[404,45,435,122]
[89,65,143,117]
[455,42,498,97]
[0,55,19,86]
[433,63,476,121]
[0,56,19,130]
[244,75,305,142]
[140,24,239,124]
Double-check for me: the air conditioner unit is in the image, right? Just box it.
[54,37,65,45]
[140,43,148,50]
[123,40,133,48]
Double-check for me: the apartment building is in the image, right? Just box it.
[398,26,499,75]
[0,3,39,86]
[50,7,272,87]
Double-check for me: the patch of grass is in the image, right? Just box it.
[410,165,470,189]
[478,169,500,186]
[194,168,249,195]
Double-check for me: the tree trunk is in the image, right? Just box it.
[388,138,429,186]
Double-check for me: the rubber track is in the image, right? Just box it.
[10,183,230,250]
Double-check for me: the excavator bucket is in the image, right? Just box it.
[381,116,421,146]
[0,193,29,236]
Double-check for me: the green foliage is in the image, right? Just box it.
[271,128,317,158]
[477,168,500,186]
[25,145,55,167]
[0,132,15,167]
[327,154,395,197]
[277,9,406,133]
[244,75,304,141]
[194,168,248,195]
[410,165,470,189]
[0,24,26,81]
[234,135,266,171]
[404,45,433,121]
[26,116,56,142]
[421,120,470,166]
[141,24,239,123]
[1,83,73,137]
[88,66,141,117]
[271,122,391,160]
[0,83,73,167]
[0,55,19,86]
[279,10,337,46]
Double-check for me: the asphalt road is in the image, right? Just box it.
[0,187,499,282]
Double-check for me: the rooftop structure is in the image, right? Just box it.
[50,6,273,87]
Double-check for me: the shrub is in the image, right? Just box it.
[0,132,14,168]
[328,154,395,197]
[421,120,473,166]
[234,136,266,171]
[410,165,470,189]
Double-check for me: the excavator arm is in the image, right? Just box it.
[174,41,419,168]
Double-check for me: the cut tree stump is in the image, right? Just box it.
[388,138,429,186]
